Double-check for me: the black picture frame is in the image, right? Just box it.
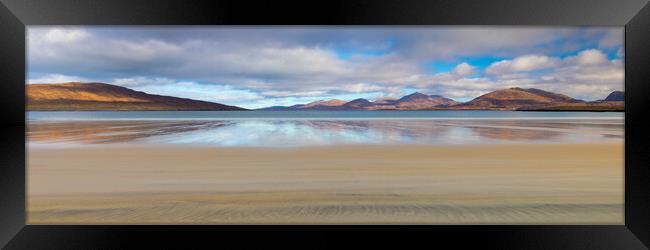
[1,0,649,249]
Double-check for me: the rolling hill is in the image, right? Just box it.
[27,82,247,111]
[454,87,583,110]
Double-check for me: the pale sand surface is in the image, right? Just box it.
[27,143,623,224]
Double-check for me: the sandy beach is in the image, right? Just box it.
[27,142,623,224]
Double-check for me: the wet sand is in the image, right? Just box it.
[28,143,623,224]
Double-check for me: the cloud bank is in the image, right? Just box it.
[28,27,623,108]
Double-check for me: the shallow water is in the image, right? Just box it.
[27,111,624,147]
[28,110,624,121]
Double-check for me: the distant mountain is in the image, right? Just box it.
[455,87,583,110]
[373,97,398,105]
[394,92,459,109]
[257,92,461,111]
[603,91,624,101]
[290,99,347,110]
[517,90,624,112]
[27,82,247,111]
[29,83,622,112]
[300,99,347,108]
[342,98,374,110]
[517,101,624,112]
[255,99,347,111]
[257,88,624,111]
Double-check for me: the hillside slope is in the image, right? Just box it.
[27,82,247,111]
[454,88,583,110]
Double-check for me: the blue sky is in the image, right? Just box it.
[28,27,623,108]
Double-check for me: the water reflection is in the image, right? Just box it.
[27,121,231,144]
[27,119,624,147]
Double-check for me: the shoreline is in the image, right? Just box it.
[26,110,627,114]
[27,141,624,149]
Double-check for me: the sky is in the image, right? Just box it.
[27,26,624,109]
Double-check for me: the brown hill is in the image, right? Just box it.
[27,82,247,111]
[342,98,374,110]
[517,92,624,111]
[516,101,624,111]
[393,92,459,110]
[454,87,583,110]
[303,99,347,107]
[290,99,347,110]
[373,97,398,105]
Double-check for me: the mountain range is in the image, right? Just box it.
[26,82,624,111]
[259,87,623,112]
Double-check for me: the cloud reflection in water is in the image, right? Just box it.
[28,119,623,147]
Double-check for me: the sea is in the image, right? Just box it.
[27,111,624,147]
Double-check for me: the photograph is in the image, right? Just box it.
[26,26,624,224]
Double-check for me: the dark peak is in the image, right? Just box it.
[399,92,430,101]
[407,92,428,97]
[344,98,372,108]
[348,98,370,103]
[604,91,624,101]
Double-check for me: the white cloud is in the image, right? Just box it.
[340,83,388,93]
[403,27,579,60]
[261,90,327,97]
[424,49,623,101]
[106,39,183,62]
[486,54,559,75]
[111,77,179,87]
[568,49,609,66]
[43,28,90,43]
[451,62,476,77]
[412,62,478,86]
